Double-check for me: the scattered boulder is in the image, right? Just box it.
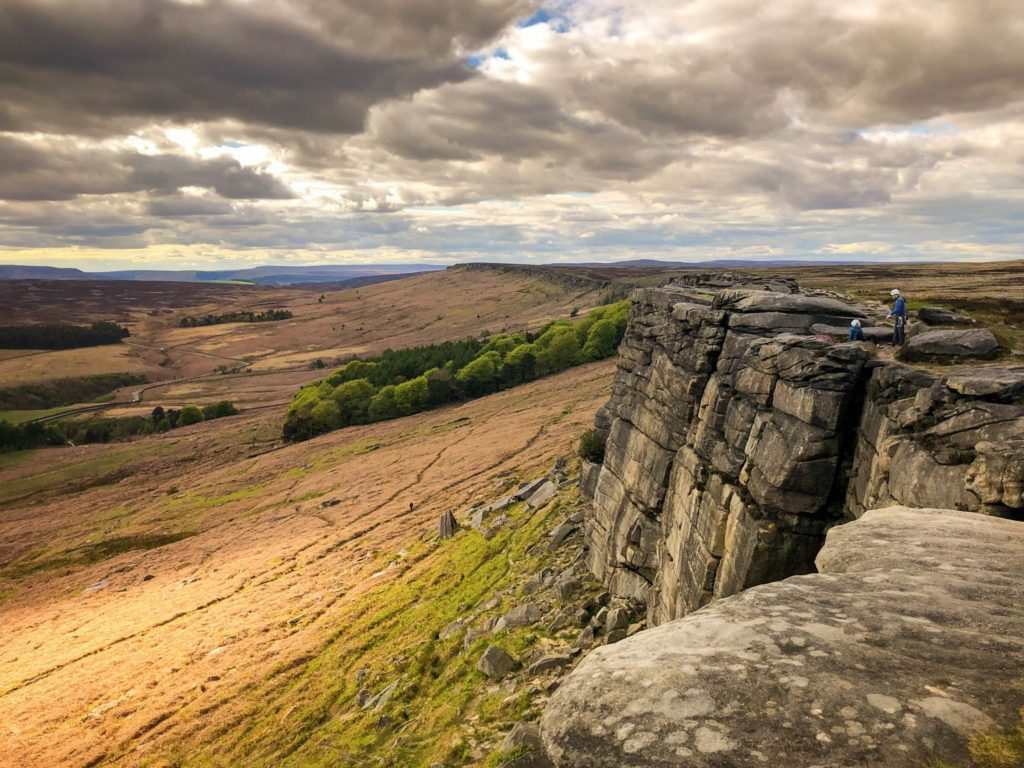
[527,653,573,676]
[477,645,516,680]
[918,306,974,326]
[514,477,548,501]
[604,627,627,645]
[500,723,554,768]
[574,626,596,648]
[438,510,459,540]
[556,576,581,601]
[522,569,554,596]
[548,520,579,551]
[540,507,1024,767]
[361,680,399,711]
[898,328,1000,361]
[527,480,558,509]
[604,607,630,634]
[494,603,543,633]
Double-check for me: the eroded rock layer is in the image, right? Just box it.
[583,279,1024,625]
[541,507,1024,767]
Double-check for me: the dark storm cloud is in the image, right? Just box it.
[0,135,294,201]
[0,0,531,136]
[146,195,235,217]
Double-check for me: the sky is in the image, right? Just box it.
[1,0,1023,271]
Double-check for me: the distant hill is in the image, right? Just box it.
[0,265,89,280]
[0,264,445,285]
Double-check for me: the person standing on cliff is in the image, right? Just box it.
[888,289,907,345]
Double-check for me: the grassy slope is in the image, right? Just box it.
[132,481,591,768]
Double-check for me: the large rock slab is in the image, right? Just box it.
[898,328,1000,361]
[715,289,866,318]
[541,507,1024,767]
[917,306,974,326]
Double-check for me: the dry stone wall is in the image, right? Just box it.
[583,277,1024,625]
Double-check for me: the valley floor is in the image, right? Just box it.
[0,361,614,767]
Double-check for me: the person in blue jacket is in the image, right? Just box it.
[849,318,864,341]
[888,288,907,345]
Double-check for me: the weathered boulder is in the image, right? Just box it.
[528,480,559,509]
[917,306,974,326]
[946,367,1024,399]
[541,507,1024,767]
[438,510,459,539]
[494,603,544,633]
[715,289,866,318]
[898,328,1000,361]
[478,645,516,680]
[528,653,574,676]
[501,723,555,768]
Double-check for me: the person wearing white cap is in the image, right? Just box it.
[887,288,907,345]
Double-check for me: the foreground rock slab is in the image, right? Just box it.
[540,507,1024,767]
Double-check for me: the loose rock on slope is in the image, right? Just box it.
[540,507,1024,767]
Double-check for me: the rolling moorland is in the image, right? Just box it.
[0,261,1022,767]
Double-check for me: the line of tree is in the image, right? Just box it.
[0,321,130,350]
[0,401,238,453]
[178,309,293,328]
[283,300,631,442]
[0,373,146,411]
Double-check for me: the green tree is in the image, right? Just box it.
[456,351,502,397]
[332,378,376,424]
[178,405,205,426]
[424,367,455,405]
[394,375,430,415]
[536,328,580,374]
[582,318,620,360]
[368,385,399,421]
[310,399,342,433]
[202,401,239,420]
[503,343,537,385]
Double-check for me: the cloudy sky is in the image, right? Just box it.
[1,0,1023,270]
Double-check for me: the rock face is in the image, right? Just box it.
[845,364,1024,517]
[585,282,870,624]
[583,279,1024,624]
[898,328,1000,361]
[541,507,1024,767]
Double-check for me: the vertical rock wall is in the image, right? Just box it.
[584,278,1024,625]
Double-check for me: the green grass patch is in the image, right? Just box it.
[0,445,163,507]
[0,407,71,424]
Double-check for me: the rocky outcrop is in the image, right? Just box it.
[845,365,1024,517]
[583,278,1024,625]
[586,282,870,624]
[541,507,1024,767]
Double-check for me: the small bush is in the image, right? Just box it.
[178,405,205,426]
[578,429,606,464]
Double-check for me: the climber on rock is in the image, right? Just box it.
[849,318,865,341]
[888,288,907,345]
